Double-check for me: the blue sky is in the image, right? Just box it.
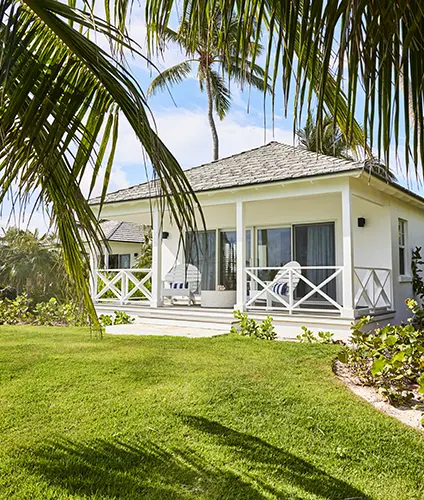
[0,8,422,232]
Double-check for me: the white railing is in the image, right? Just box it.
[94,268,152,304]
[245,266,343,315]
[354,267,392,313]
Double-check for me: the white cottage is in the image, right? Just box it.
[89,142,424,339]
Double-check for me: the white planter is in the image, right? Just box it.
[201,290,237,308]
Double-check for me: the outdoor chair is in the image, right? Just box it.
[267,261,302,307]
[162,264,201,306]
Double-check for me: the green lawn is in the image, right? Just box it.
[0,327,423,500]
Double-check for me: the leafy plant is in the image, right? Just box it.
[338,310,424,405]
[231,310,276,340]
[0,293,88,327]
[257,316,277,340]
[99,312,134,327]
[99,314,113,327]
[297,326,335,344]
[412,246,424,302]
[113,311,134,325]
[0,294,33,325]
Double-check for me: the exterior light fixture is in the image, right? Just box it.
[358,217,366,227]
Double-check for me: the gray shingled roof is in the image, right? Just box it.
[99,220,145,243]
[88,142,367,205]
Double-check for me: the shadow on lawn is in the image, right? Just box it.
[22,419,370,500]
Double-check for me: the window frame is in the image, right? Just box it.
[398,218,409,278]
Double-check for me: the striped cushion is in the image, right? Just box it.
[171,282,189,289]
[272,282,288,296]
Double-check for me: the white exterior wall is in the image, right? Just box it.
[350,182,392,270]
[389,198,424,323]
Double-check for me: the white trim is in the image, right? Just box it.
[341,182,354,318]
[236,201,246,310]
[151,205,163,308]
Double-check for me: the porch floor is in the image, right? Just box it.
[95,301,395,341]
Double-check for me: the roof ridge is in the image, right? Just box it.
[107,220,123,240]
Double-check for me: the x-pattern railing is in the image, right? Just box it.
[354,267,392,312]
[245,266,343,314]
[95,269,152,304]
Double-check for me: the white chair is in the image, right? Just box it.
[267,261,302,307]
[162,264,201,306]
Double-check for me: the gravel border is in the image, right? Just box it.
[333,360,424,432]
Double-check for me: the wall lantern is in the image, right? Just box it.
[357,217,366,228]
[134,253,139,257]
[162,231,170,239]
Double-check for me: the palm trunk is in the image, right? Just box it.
[205,70,219,161]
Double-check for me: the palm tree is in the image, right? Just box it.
[296,114,352,160]
[146,0,424,172]
[297,114,397,181]
[147,15,270,160]
[0,0,201,323]
[0,228,71,302]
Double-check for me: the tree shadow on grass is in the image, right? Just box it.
[22,437,266,499]
[20,419,370,500]
[181,415,371,500]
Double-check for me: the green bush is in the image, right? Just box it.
[338,307,424,405]
[231,310,277,340]
[0,294,32,325]
[0,293,88,327]
[297,326,335,344]
[99,311,134,327]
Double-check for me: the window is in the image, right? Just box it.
[108,254,131,269]
[398,219,407,276]
[294,223,336,300]
[119,254,131,269]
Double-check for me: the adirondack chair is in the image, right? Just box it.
[267,261,302,307]
[162,264,201,306]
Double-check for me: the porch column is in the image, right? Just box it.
[89,246,97,301]
[236,200,246,311]
[341,183,355,318]
[103,245,109,269]
[150,204,163,308]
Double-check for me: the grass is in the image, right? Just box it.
[0,327,423,500]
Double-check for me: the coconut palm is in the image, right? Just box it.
[297,114,397,181]
[146,0,424,172]
[147,15,271,160]
[0,228,71,302]
[297,114,352,160]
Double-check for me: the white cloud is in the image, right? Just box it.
[111,106,294,171]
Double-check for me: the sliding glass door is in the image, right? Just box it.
[257,227,291,281]
[186,231,216,291]
[294,223,336,300]
[219,230,251,290]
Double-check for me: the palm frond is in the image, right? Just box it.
[209,69,231,119]
[0,0,201,325]
[147,61,192,97]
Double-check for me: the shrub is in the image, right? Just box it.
[99,311,134,327]
[297,326,335,344]
[0,294,33,325]
[338,309,424,405]
[0,293,88,327]
[231,310,277,340]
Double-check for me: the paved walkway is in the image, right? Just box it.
[105,323,228,338]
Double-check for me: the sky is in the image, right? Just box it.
[1,5,422,233]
